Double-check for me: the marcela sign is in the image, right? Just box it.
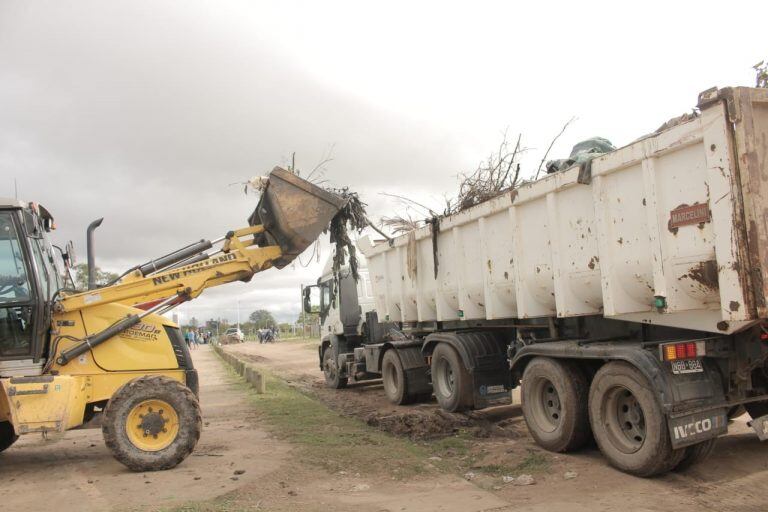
[668,203,711,231]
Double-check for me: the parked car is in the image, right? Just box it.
[224,327,244,343]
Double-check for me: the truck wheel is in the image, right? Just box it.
[589,362,684,477]
[382,350,420,405]
[431,343,473,412]
[521,357,591,452]
[673,438,717,472]
[322,347,347,389]
[102,376,202,472]
[0,421,18,453]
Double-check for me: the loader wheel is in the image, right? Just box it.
[589,362,684,477]
[0,421,18,453]
[521,357,591,452]
[673,438,717,472]
[323,347,347,389]
[103,376,202,472]
[431,343,473,412]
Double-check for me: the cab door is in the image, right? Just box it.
[0,210,37,365]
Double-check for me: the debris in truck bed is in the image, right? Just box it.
[447,132,524,215]
[755,59,768,88]
[545,136,616,174]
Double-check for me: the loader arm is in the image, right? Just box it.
[50,166,347,367]
[56,225,281,314]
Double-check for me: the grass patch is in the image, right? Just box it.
[223,358,434,479]
[514,450,550,474]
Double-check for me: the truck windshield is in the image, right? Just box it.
[0,211,34,357]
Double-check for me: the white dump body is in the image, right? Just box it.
[360,87,768,335]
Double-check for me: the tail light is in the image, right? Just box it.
[660,341,705,361]
[760,323,768,341]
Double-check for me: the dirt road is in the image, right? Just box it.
[0,346,508,512]
[227,339,768,512]
[0,346,291,511]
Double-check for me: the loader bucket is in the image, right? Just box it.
[248,167,347,268]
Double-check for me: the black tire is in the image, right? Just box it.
[0,421,18,453]
[745,401,768,420]
[383,350,420,405]
[431,343,473,412]
[322,347,347,389]
[589,362,684,477]
[102,376,202,472]
[673,438,717,472]
[521,357,591,452]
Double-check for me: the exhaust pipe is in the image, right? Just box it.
[86,218,104,290]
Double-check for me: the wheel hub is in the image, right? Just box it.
[530,377,562,433]
[436,357,455,396]
[126,399,180,452]
[602,386,646,453]
[139,409,167,437]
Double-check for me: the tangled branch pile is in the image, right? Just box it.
[446,132,524,214]
[756,60,768,88]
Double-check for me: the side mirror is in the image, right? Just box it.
[302,286,312,314]
[22,211,39,237]
[63,240,76,268]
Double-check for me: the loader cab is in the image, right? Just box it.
[0,200,64,374]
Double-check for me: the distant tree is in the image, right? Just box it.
[189,317,198,328]
[249,309,276,328]
[73,263,119,290]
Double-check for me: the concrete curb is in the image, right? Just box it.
[212,343,267,394]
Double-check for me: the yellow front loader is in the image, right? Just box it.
[0,168,345,471]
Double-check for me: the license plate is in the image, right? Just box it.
[670,359,703,374]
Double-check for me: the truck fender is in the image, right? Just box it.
[422,331,509,374]
[376,342,427,372]
[423,331,512,408]
[376,343,432,396]
[509,341,726,416]
[318,336,331,370]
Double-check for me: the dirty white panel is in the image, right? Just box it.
[514,194,555,317]
[550,184,602,317]
[479,209,517,319]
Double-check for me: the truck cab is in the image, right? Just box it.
[310,253,375,340]
[304,254,375,388]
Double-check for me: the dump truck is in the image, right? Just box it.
[310,86,768,476]
[0,167,345,470]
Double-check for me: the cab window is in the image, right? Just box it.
[320,282,331,313]
[0,212,34,358]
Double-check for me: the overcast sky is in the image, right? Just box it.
[0,1,765,324]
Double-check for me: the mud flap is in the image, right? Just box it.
[668,408,728,449]
[748,413,768,441]
[395,346,431,396]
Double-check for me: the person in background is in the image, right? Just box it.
[185,330,193,350]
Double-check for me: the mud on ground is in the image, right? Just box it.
[228,339,768,512]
